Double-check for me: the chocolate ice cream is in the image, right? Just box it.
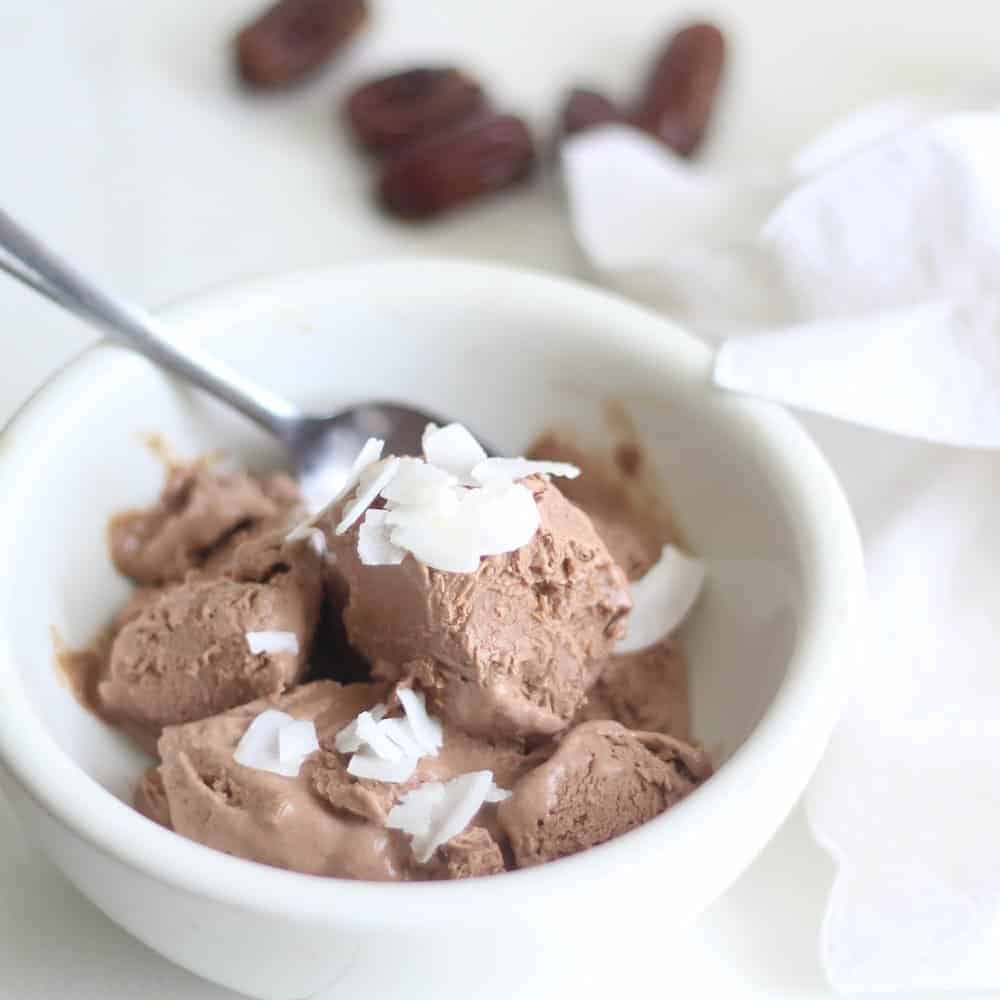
[326,476,631,740]
[576,638,690,740]
[71,423,712,883]
[154,680,520,880]
[110,462,302,585]
[100,530,323,748]
[498,720,711,867]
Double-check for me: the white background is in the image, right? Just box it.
[1,1,997,996]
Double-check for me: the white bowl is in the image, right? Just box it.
[0,259,862,1000]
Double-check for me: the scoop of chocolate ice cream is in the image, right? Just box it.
[110,463,302,585]
[156,681,413,880]
[327,477,631,740]
[498,720,711,867]
[134,765,171,827]
[428,827,505,879]
[99,532,323,743]
[576,638,690,741]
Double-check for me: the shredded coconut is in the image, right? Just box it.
[471,457,581,484]
[334,687,444,785]
[234,709,318,777]
[245,631,299,655]
[386,771,511,863]
[287,437,384,540]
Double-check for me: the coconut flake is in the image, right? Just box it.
[234,709,317,777]
[278,719,320,763]
[377,717,425,759]
[381,457,458,506]
[422,422,488,481]
[347,751,418,784]
[388,506,483,574]
[246,631,300,656]
[616,544,706,653]
[461,481,540,556]
[397,687,444,754]
[307,528,327,556]
[471,457,581,485]
[287,437,384,540]
[387,771,504,863]
[336,456,401,535]
[334,688,445,783]
[334,705,388,754]
[357,509,407,566]
[385,781,445,837]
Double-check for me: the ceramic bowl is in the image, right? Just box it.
[0,260,863,999]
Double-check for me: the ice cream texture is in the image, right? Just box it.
[72,424,710,881]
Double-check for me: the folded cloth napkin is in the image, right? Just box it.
[562,103,1000,992]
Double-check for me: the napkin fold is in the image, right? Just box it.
[563,104,1000,992]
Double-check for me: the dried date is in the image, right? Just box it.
[236,0,368,88]
[346,67,487,153]
[378,113,535,220]
[560,88,624,137]
[633,22,725,156]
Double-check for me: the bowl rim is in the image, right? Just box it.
[0,257,864,927]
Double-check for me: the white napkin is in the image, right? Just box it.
[563,105,1000,992]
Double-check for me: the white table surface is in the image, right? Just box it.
[1,2,998,997]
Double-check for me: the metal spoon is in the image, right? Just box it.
[0,207,457,505]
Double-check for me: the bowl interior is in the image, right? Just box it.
[2,261,802,809]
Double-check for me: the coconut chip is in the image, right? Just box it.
[471,457,581,484]
[397,687,444,754]
[279,719,320,763]
[616,544,706,654]
[347,751,418,784]
[287,437,384,540]
[357,509,406,566]
[333,424,568,573]
[462,481,540,556]
[233,709,318,777]
[336,456,401,535]
[307,528,327,556]
[422,422,488,482]
[386,771,511,863]
[335,687,444,785]
[245,631,300,655]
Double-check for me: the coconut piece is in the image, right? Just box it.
[336,457,401,535]
[357,509,407,566]
[471,457,581,484]
[422,422,488,481]
[462,481,540,556]
[386,771,511,863]
[387,504,483,574]
[245,630,300,656]
[397,687,443,754]
[279,719,319,763]
[381,457,458,506]
[347,751,418,784]
[334,687,445,783]
[307,528,327,556]
[233,709,318,777]
[287,437,384,539]
[616,544,706,654]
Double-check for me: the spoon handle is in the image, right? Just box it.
[0,207,301,438]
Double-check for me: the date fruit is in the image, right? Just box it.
[346,67,487,153]
[633,22,725,156]
[236,0,368,88]
[560,87,625,137]
[378,113,535,220]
